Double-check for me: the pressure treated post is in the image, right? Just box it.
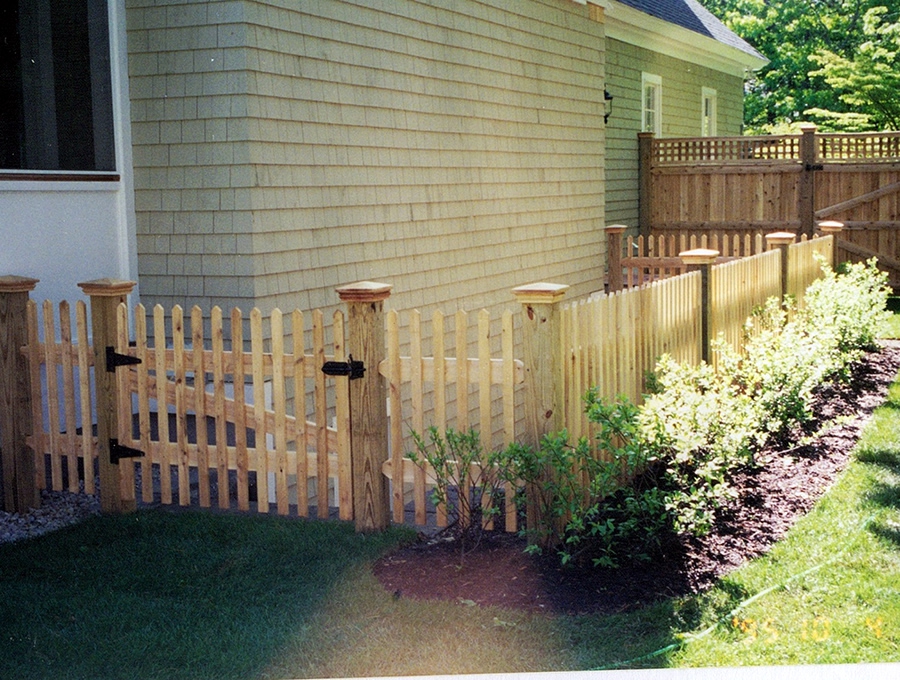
[0,276,40,513]
[337,281,392,532]
[512,282,569,546]
[766,232,796,301]
[606,225,627,292]
[680,250,718,364]
[817,220,844,269]
[79,278,136,514]
[638,132,655,238]
[798,122,818,239]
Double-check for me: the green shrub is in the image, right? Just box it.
[739,298,832,443]
[406,427,504,560]
[804,257,891,364]
[637,354,759,535]
[496,431,592,552]
[412,256,892,569]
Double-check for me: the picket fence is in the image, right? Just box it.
[1,233,834,528]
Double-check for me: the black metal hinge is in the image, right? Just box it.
[106,346,142,373]
[805,163,824,172]
[109,439,145,465]
[321,355,365,380]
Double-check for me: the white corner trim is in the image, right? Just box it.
[605,1,767,77]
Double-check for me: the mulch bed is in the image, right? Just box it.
[373,342,900,616]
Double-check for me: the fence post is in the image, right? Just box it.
[0,276,40,513]
[680,250,718,363]
[336,281,392,532]
[799,122,818,239]
[511,281,569,546]
[765,232,796,300]
[638,132,655,238]
[817,220,844,269]
[606,224,627,292]
[78,278,136,514]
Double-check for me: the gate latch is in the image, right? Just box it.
[106,346,142,373]
[109,438,145,465]
[321,355,365,380]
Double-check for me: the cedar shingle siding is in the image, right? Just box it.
[127,0,607,320]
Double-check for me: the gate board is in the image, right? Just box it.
[25,299,97,495]
[112,303,352,518]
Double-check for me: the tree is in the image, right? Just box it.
[702,0,895,133]
[808,7,900,131]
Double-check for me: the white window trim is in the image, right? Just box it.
[702,87,718,137]
[641,73,662,136]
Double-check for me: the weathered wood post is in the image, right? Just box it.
[798,122,819,239]
[511,282,569,547]
[680,250,718,363]
[817,220,844,269]
[0,276,40,513]
[638,132,655,238]
[606,224,627,292]
[766,231,796,301]
[336,281,392,532]
[78,278,137,514]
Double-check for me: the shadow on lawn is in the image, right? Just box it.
[0,509,412,680]
[857,446,900,550]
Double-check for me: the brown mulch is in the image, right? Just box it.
[373,342,900,616]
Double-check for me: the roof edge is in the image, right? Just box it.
[605,1,768,77]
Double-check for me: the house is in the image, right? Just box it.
[0,0,765,320]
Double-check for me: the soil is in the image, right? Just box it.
[373,342,900,616]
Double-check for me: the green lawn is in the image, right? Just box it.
[3,339,900,678]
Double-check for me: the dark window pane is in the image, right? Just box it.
[0,0,115,172]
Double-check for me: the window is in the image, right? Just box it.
[702,87,717,137]
[641,73,661,136]
[0,0,114,172]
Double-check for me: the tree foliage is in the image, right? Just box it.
[702,0,900,132]
[808,7,900,131]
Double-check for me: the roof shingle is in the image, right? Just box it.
[616,0,765,60]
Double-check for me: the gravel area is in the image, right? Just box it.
[0,490,101,546]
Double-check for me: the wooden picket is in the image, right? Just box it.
[24,299,96,495]
[109,302,351,518]
[710,249,782,355]
[560,273,702,444]
[787,236,833,303]
[381,307,524,532]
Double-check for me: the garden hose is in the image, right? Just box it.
[591,513,876,671]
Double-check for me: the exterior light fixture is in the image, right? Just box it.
[604,88,614,124]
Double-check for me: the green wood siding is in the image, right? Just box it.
[605,37,745,234]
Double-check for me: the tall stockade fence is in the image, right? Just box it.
[0,232,833,534]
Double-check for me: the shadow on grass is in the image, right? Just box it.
[857,444,900,551]
[557,577,752,670]
[0,509,413,680]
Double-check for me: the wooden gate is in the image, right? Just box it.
[17,282,353,521]
[109,301,352,519]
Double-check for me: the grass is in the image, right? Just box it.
[3,326,900,678]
